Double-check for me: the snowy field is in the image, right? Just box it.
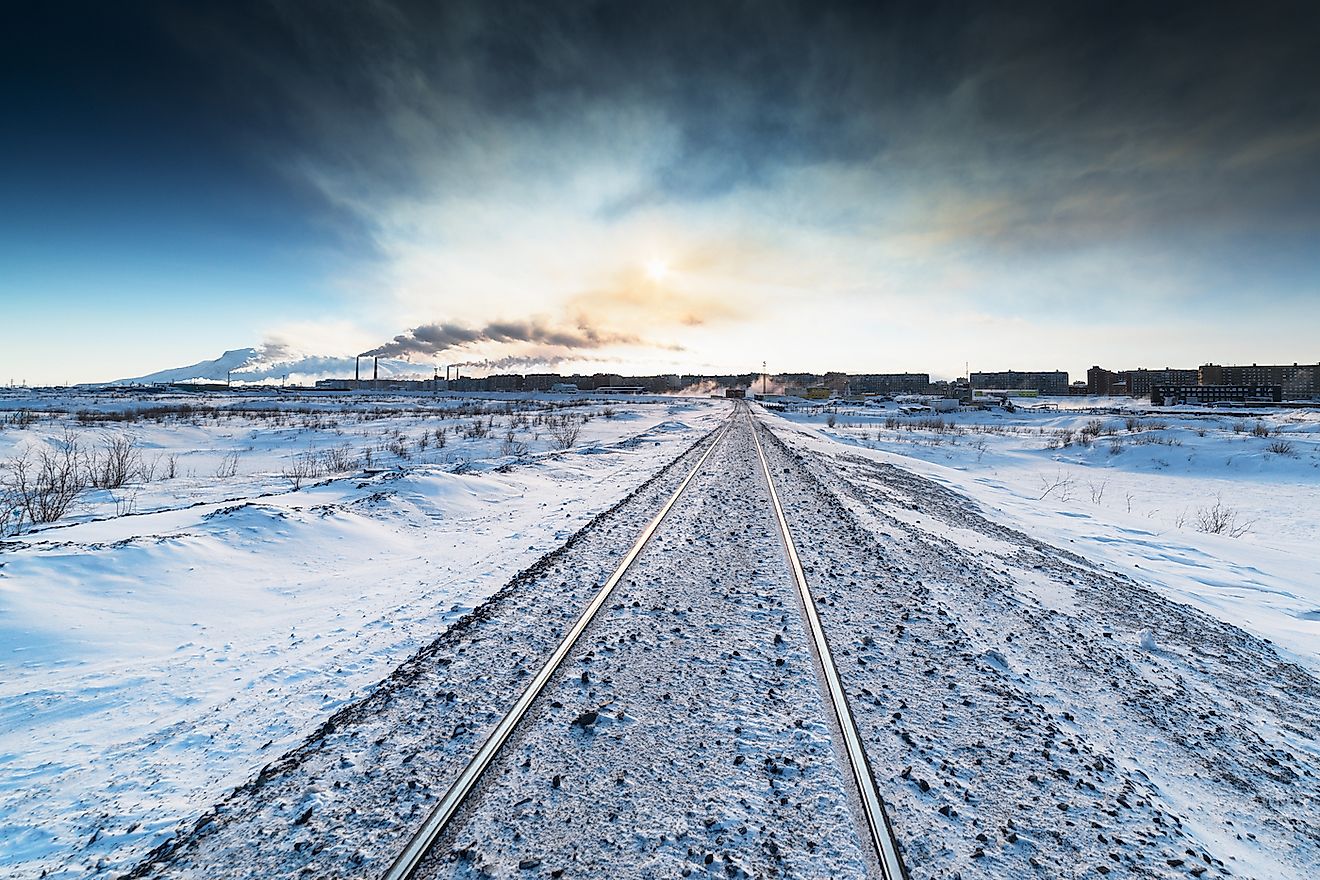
[4,387,1317,879]
[115,406,1320,880]
[771,397,1320,671]
[0,389,722,879]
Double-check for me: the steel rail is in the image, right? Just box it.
[747,406,909,880]
[383,411,737,880]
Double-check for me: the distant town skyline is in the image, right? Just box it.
[3,1,1319,385]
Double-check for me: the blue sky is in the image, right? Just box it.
[2,1,1317,385]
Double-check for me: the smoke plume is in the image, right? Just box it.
[363,320,639,359]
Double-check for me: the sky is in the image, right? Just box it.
[2,0,1318,385]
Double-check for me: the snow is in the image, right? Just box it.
[117,424,737,879]
[410,420,875,879]
[4,389,1317,879]
[771,399,1320,672]
[754,412,1320,878]
[0,390,721,879]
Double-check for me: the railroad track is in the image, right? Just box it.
[384,402,907,880]
[747,407,908,880]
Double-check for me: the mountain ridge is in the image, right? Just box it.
[112,348,430,385]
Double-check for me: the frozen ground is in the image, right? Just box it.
[0,390,721,879]
[773,399,1320,671]
[118,420,735,880]
[755,414,1320,878]
[115,409,1319,880]
[411,410,874,880]
[4,391,1317,879]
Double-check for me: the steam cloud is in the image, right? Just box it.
[363,319,640,359]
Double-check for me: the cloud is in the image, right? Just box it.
[362,318,644,359]
[148,0,1320,379]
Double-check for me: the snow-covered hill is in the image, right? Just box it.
[111,348,430,385]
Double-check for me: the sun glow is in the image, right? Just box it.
[644,258,670,282]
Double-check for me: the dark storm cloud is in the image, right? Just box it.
[6,1,1319,262]
[364,319,639,358]
[134,0,1320,251]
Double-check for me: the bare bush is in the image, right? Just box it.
[0,409,39,431]
[1080,419,1104,441]
[549,418,581,450]
[500,430,529,459]
[4,434,88,529]
[0,483,20,536]
[215,451,241,479]
[433,426,447,448]
[1194,498,1253,537]
[111,488,140,517]
[1048,429,1075,449]
[1037,471,1075,501]
[91,436,142,489]
[282,450,324,490]
[464,418,490,440]
[322,444,356,473]
[1131,434,1182,447]
[602,406,616,420]
[1266,439,1295,456]
[826,413,837,428]
[1088,479,1108,504]
[1251,421,1271,438]
[913,417,949,432]
[386,435,411,460]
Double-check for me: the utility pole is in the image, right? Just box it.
[762,361,767,396]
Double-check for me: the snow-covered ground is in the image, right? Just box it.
[5,389,1317,879]
[117,422,735,880]
[771,399,1320,672]
[412,416,876,879]
[755,416,1320,879]
[115,408,1320,880]
[0,390,721,879]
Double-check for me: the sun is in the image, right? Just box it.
[644,258,670,282]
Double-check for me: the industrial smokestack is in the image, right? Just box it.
[355,355,361,383]
[373,357,379,383]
